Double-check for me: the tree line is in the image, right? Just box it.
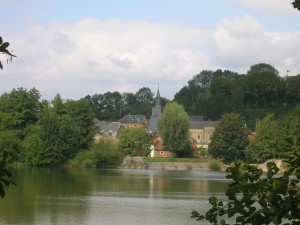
[83,63,300,134]
[0,88,95,166]
[208,105,300,164]
[174,63,300,130]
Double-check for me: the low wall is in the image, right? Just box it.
[120,156,213,171]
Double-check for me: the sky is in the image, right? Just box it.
[0,0,299,100]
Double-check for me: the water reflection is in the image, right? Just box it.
[0,168,229,225]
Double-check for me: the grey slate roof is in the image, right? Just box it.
[93,119,121,133]
[189,120,218,129]
[119,114,146,124]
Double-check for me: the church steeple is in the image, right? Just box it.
[151,85,162,116]
[155,84,161,107]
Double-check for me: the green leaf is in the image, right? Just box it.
[209,196,218,206]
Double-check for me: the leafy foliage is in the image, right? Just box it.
[173,63,298,129]
[157,102,191,156]
[70,138,124,168]
[208,113,248,164]
[246,114,292,163]
[0,152,16,198]
[22,98,95,166]
[0,36,16,70]
[118,128,151,156]
[192,145,300,224]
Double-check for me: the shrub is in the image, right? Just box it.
[70,138,124,168]
[208,159,221,171]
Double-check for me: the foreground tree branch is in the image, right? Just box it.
[0,37,16,70]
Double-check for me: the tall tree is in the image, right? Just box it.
[64,99,95,150]
[0,87,41,138]
[118,129,151,156]
[208,113,248,163]
[245,64,284,107]
[285,75,300,106]
[135,87,154,105]
[157,102,191,157]
[246,114,291,163]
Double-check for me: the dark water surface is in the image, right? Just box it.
[0,168,229,225]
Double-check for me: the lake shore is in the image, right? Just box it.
[120,156,227,171]
[119,157,285,172]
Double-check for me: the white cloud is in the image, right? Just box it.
[234,0,296,14]
[212,16,300,74]
[2,17,300,101]
[4,19,211,100]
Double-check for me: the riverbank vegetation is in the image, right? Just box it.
[68,138,123,168]
[0,62,299,170]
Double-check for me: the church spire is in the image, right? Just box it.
[155,83,161,107]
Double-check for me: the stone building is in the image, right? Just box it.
[93,119,121,141]
[119,114,148,129]
[189,117,218,149]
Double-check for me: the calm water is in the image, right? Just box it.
[0,168,229,225]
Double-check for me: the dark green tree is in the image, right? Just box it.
[245,64,284,107]
[208,113,248,163]
[64,99,95,150]
[0,151,16,198]
[0,130,23,163]
[285,75,300,106]
[118,128,151,156]
[0,87,41,137]
[157,102,191,157]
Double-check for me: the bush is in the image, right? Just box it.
[208,159,221,171]
[69,138,124,168]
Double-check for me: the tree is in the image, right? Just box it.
[118,128,151,156]
[0,87,41,137]
[208,113,248,164]
[192,142,300,224]
[64,99,95,150]
[0,37,16,70]
[157,102,191,157]
[245,64,284,107]
[247,63,279,76]
[22,97,95,166]
[135,87,154,105]
[0,151,16,198]
[0,130,23,163]
[285,75,300,106]
[246,114,291,163]
[292,0,300,10]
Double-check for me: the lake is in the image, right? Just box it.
[0,168,229,225]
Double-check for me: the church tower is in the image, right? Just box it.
[148,85,162,132]
[152,86,162,116]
